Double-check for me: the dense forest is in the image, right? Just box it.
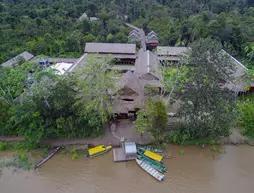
[0,0,253,67]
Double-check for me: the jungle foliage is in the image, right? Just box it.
[237,95,254,138]
[0,56,116,147]
[0,0,253,67]
[135,99,168,144]
[167,38,237,143]
[1,0,254,146]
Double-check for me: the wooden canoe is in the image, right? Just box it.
[136,158,165,181]
[34,146,61,169]
[137,154,167,173]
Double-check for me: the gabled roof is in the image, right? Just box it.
[78,12,88,21]
[222,50,247,78]
[113,71,144,113]
[221,50,249,92]
[1,51,34,67]
[85,43,136,55]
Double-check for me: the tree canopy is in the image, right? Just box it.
[135,98,168,144]
[176,38,237,141]
[0,55,118,147]
[73,55,119,126]
[0,0,253,68]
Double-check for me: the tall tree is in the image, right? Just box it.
[135,99,168,144]
[73,55,119,125]
[179,38,237,139]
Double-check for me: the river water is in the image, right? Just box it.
[0,145,254,193]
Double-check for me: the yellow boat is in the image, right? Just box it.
[88,145,112,157]
[144,150,163,162]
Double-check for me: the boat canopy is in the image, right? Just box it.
[88,145,106,156]
[144,150,163,162]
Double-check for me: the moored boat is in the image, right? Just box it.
[88,145,112,157]
[137,154,167,173]
[35,146,61,169]
[137,148,163,162]
[137,145,163,153]
[144,150,163,162]
[136,158,165,181]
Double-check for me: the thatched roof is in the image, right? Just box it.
[1,51,34,67]
[157,46,189,56]
[220,50,249,93]
[226,51,247,78]
[113,71,144,113]
[118,71,143,96]
[113,69,162,114]
[85,43,136,55]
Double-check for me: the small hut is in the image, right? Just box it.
[123,142,137,159]
[113,141,137,162]
[146,31,159,50]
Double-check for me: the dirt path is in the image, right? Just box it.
[43,119,152,147]
[0,136,24,142]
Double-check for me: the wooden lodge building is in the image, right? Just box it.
[1,27,252,119]
[157,46,189,65]
[83,41,189,118]
[82,40,253,118]
[84,42,136,72]
[1,51,34,68]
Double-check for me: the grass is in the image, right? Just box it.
[0,151,34,170]
[0,142,8,151]
[0,141,28,151]
[61,147,86,160]
[0,141,51,170]
[179,138,220,146]
[166,131,220,146]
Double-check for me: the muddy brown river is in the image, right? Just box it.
[0,145,254,193]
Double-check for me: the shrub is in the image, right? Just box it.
[237,97,254,138]
[135,99,168,145]
[0,142,7,151]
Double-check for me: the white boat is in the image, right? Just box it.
[136,159,165,181]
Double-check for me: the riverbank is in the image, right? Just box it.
[1,121,254,148]
[1,120,152,148]
[43,119,152,147]
[219,128,254,146]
